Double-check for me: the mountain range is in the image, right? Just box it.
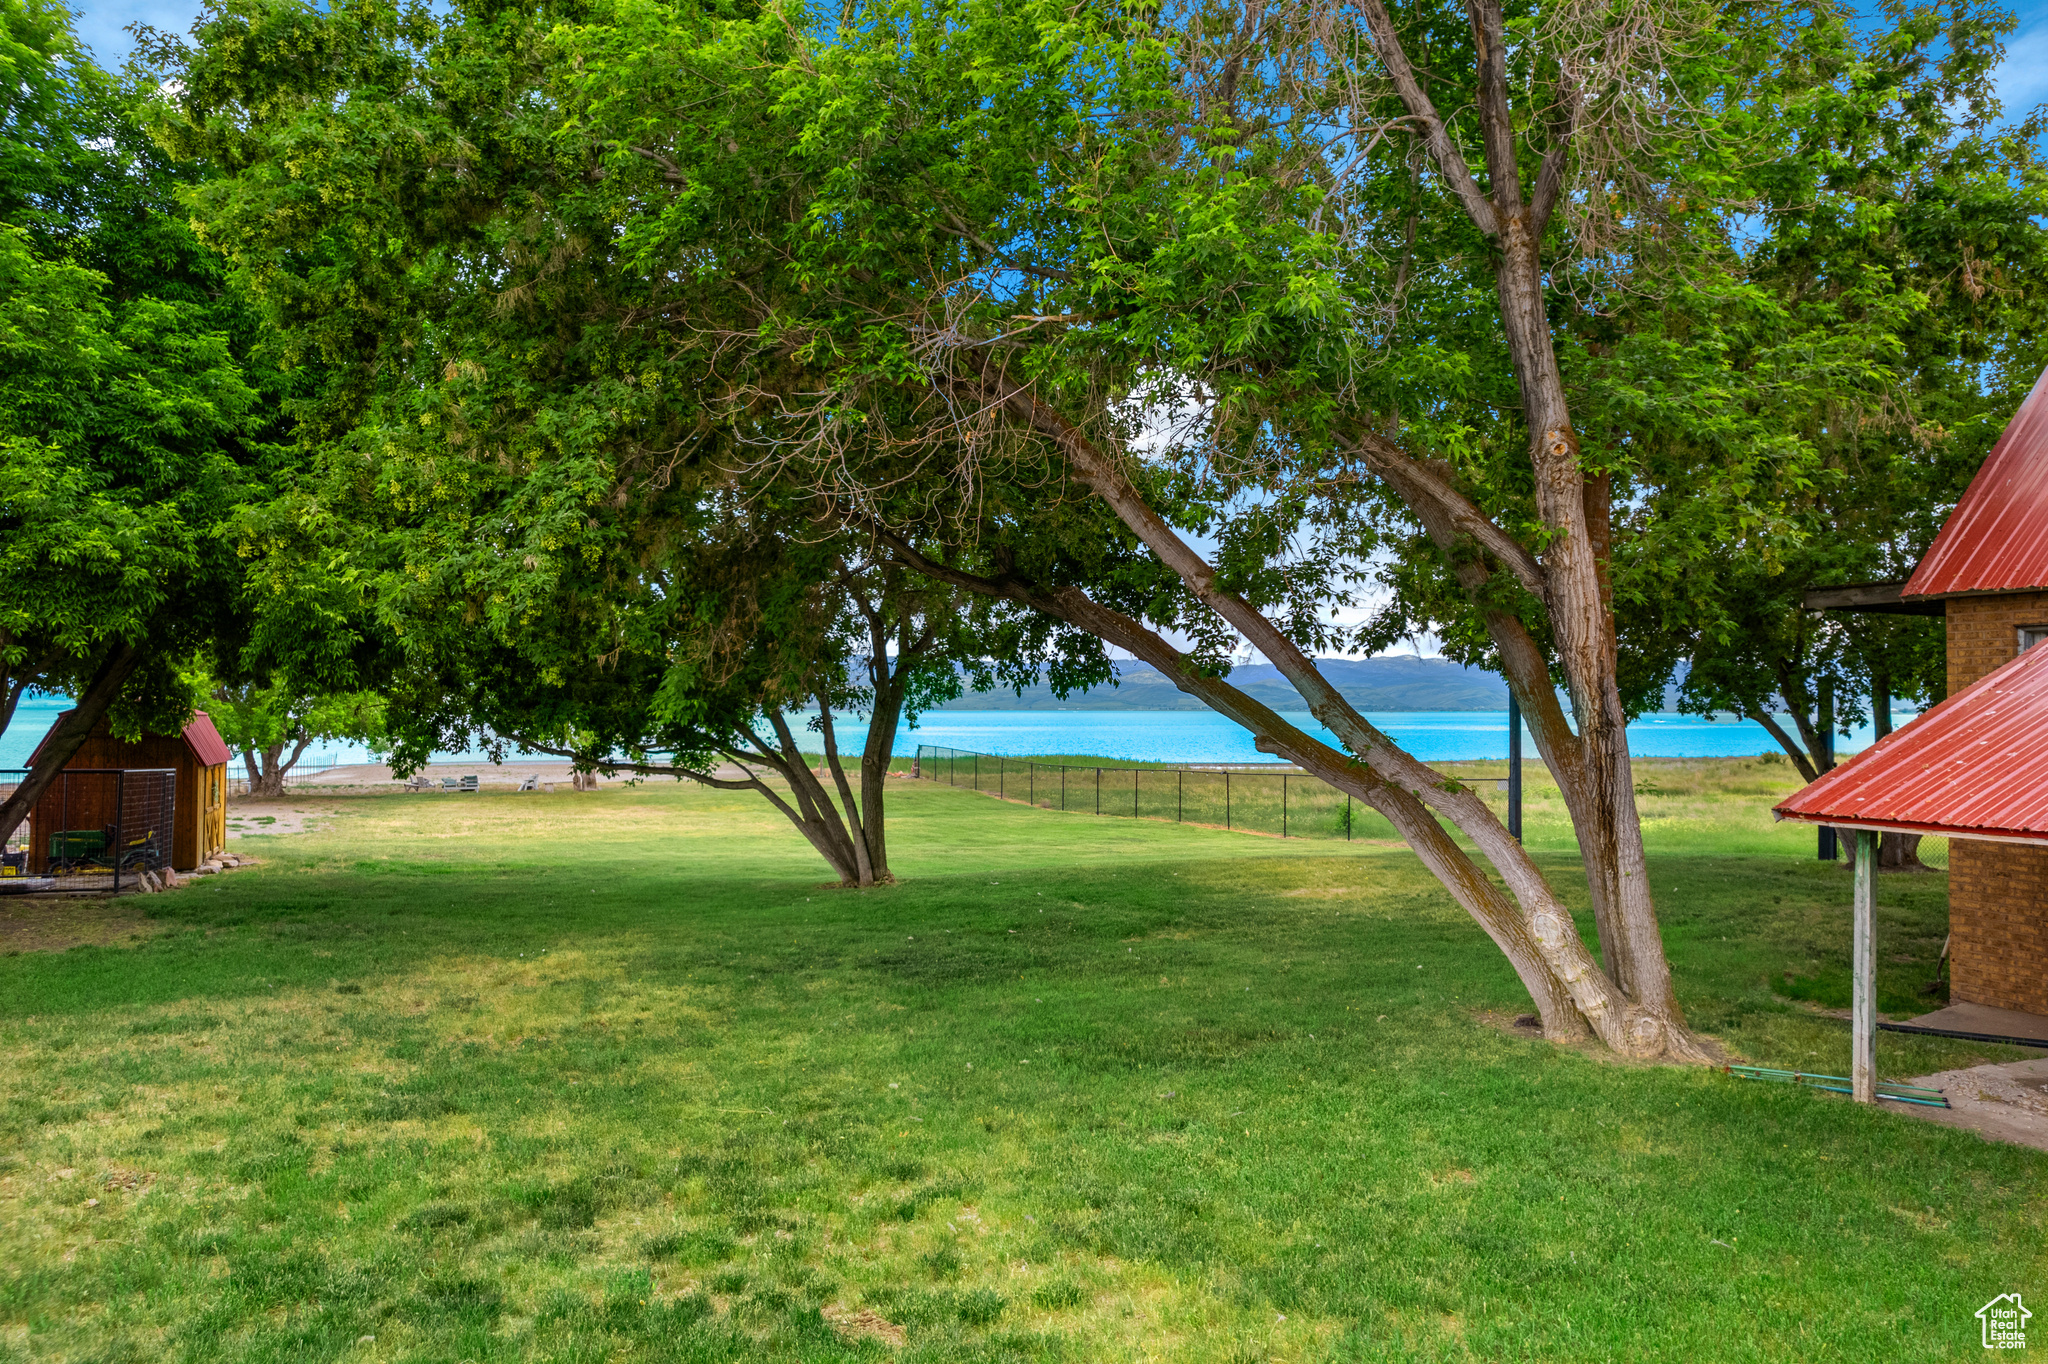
[939,655,1516,712]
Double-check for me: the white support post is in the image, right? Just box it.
[1852,830,1878,1103]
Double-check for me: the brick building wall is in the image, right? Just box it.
[1949,840,2048,1016]
[1944,590,2048,693]
[1943,592,2048,1016]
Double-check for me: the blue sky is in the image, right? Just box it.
[74,0,2048,117]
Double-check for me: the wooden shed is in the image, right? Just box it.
[28,711,231,870]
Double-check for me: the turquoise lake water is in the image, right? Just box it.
[1,694,1900,769]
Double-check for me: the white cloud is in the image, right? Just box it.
[1991,21,2048,120]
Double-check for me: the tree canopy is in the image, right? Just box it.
[0,0,308,836]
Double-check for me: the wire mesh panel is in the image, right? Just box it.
[0,770,27,884]
[1,768,175,894]
[914,745,1370,841]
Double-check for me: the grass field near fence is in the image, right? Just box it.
[0,758,2038,1362]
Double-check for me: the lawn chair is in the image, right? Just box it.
[459,775,480,793]
[404,774,433,792]
[516,775,539,792]
[439,777,461,791]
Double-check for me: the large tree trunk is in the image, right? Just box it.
[810,699,880,885]
[1297,0,1691,1040]
[0,642,141,849]
[1879,832,1924,870]
[858,675,904,881]
[244,733,314,799]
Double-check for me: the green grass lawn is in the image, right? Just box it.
[2,760,2041,1362]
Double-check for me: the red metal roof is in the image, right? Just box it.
[1775,642,2048,842]
[25,708,234,768]
[182,711,233,768]
[1904,366,2048,598]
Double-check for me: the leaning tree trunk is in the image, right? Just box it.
[875,519,1708,1060]
[0,642,141,848]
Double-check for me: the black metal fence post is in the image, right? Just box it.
[1282,773,1288,839]
[1346,793,1351,841]
[1225,771,1230,829]
[1095,767,1101,815]
[1177,769,1183,822]
[1508,692,1523,843]
[1133,769,1139,819]
[1818,678,1837,860]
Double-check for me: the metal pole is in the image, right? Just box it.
[1282,774,1288,838]
[975,754,979,791]
[1852,829,1877,1103]
[1030,763,1034,807]
[1225,772,1231,829]
[999,758,1004,800]
[1507,691,1523,843]
[1818,679,1837,860]
[1061,766,1066,810]
[1095,768,1101,815]
[1178,769,1183,822]
[1345,793,1351,841]
[113,769,122,894]
[1133,769,1139,819]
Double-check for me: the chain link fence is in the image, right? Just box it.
[224,752,347,798]
[912,744,1446,840]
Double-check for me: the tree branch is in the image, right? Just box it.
[1464,0,1523,219]
[1356,0,1501,235]
[1347,432,1548,603]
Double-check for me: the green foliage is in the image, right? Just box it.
[1368,4,2048,731]
[152,0,1119,848]
[0,0,304,744]
[195,670,386,786]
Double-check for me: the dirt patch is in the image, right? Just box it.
[226,801,341,839]
[822,1305,906,1347]
[1471,1007,1554,1043]
[1896,1057,2048,1154]
[0,897,166,954]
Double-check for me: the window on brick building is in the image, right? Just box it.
[2020,626,2048,654]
